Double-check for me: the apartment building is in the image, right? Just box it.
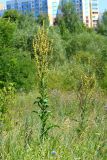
[91,0,99,27]
[75,0,99,27]
[60,0,99,27]
[6,0,99,27]
[6,0,60,25]
[55,0,99,27]
[48,0,60,25]
[6,0,33,13]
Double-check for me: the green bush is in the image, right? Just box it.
[0,48,36,91]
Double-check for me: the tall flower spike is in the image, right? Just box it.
[33,25,55,141]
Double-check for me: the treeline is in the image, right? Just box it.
[0,3,107,91]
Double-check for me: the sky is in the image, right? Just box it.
[0,0,107,13]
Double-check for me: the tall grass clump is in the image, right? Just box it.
[0,83,15,131]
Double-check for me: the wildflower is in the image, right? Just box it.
[51,150,56,156]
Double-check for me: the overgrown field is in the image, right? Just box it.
[1,89,107,160]
[0,3,107,160]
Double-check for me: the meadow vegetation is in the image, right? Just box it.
[0,3,107,160]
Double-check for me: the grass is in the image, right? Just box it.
[1,89,107,160]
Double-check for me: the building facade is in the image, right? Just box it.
[82,0,99,27]
[64,0,99,27]
[6,0,99,27]
[91,0,99,27]
[6,0,60,25]
[0,3,4,16]
[58,0,99,27]
[0,3,4,10]
[6,0,33,13]
[48,0,60,25]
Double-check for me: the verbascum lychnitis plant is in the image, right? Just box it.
[71,52,97,134]
[33,25,57,142]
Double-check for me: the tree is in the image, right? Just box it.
[0,19,16,47]
[0,17,36,91]
[13,14,37,58]
[102,11,107,26]
[3,10,20,22]
[48,27,66,66]
[97,11,107,36]
[57,2,85,35]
